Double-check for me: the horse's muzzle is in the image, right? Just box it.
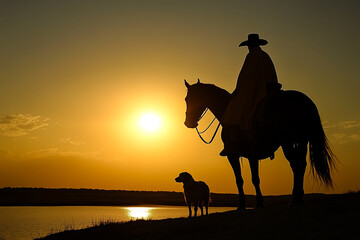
[184,121,198,128]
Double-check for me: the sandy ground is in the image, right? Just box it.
[37,192,359,240]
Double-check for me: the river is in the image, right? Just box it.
[0,206,235,240]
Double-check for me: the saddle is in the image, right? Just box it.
[253,82,282,130]
[220,83,282,159]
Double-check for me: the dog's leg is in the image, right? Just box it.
[199,201,204,216]
[204,199,209,215]
[187,203,192,218]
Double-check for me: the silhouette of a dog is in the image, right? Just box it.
[175,172,210,217]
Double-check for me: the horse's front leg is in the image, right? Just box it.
[249,159,264,208]
[227,154,246,210]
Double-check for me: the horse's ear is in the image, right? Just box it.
[184,79,190,88]
[197,78,200,84]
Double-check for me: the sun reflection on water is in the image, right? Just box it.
[126,207,152,219]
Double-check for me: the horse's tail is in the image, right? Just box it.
[309,108,336,188]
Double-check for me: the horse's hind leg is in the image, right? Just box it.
[249,159,264,208]
[227,155,246,210]
[283,142,307,204]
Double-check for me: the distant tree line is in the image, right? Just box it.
[0,187,243,207]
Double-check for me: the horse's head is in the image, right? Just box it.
[184,79,207,128]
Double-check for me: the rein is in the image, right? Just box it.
[195,108,221,144]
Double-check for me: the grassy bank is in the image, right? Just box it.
[36,192,359,240]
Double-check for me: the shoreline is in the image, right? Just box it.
[36,191,360,240]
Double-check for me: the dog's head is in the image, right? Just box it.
[175,172,194,183]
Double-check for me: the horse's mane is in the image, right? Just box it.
[199,83,230,97]
[197,83,231,116]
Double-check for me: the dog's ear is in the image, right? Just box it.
[183,172,193,181]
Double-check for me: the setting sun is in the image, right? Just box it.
[138,112,162,133]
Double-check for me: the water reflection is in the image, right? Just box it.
[126,207,152,219]
[0,206,236,240]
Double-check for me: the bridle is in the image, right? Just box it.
[195,108,221,144]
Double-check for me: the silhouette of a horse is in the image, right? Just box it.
[184,79,335,209]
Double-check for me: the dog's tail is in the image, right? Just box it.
[205,188,211,206]
[208,193,212,204]
[199,181,211,206]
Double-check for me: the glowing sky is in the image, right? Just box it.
[1,0,360,195]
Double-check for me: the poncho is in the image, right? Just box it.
[222,47,278,130]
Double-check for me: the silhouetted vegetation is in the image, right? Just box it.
[0,187,244,207]
[0,187,184,206]
[0,187,307,207]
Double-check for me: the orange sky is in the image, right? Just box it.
[1,0,360,195]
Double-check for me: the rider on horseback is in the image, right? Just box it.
[220,34,281,157]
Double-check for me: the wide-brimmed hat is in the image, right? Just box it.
[239,34,268,47]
